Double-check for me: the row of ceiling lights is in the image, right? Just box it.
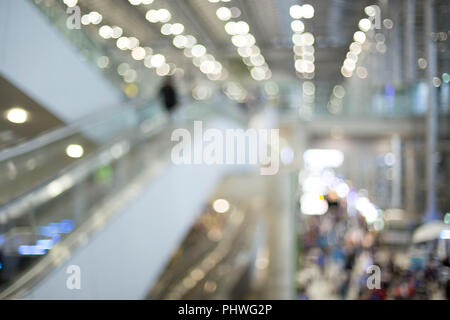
[288,4,316,120]
[324,5,379,116]
[64,0,180,91]
[134,1,228,81]
[65,0,269,87]
[43,1,164,157]
[340,5,380,78]
[98,22,177,77]
[210,3,272,81]
[289,4,315,79]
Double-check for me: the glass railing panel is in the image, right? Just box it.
[0,100,161,206]
[292,81,433,121]
[0,119,169,292]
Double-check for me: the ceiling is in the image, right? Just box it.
[0,75,65,148]
[76,0,374,83]
[70,0,450,91]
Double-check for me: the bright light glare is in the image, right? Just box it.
[88,12,102,25]
[213,199,230,213]
[336,182,350,198]
[111,26,123,38]
[151,54,165,67]
[303,149,344,169]
[6,107,28,124]
[66,144,84,159]
[302,4,314,19]
[289,4,314,19]
[156,64,170,76]
[291,20,305,33]
[171,23,184,35]
[355,197,378,223]
[359,18,372,32]
[128,0,154,5]
[99,25,113,39]
[353,31,366,44]
[157,9,171,23]
[364,5,378,17]
[131,47,146,60]
[216,7,232,21]
[192,44,206,57]
[173,35,187,48]
[63,0,78,7]
[302,176,327,194]
[301,193,328,215]
[116,37,130,50]
[289,5,303,19]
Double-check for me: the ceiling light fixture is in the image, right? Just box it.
[6,107,28,124]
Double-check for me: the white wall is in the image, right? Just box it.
[25,162,227,299]
[0,0,123,123]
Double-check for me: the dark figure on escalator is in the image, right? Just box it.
[159,76,178,116]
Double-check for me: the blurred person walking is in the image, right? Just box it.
[159,76,178,118]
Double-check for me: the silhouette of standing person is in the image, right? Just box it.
[159,76,178,117]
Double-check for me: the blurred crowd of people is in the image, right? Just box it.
[296,195,449,300]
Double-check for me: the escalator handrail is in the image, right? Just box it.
[0,107,166,225]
